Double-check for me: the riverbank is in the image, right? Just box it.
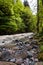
[0,33,42,65]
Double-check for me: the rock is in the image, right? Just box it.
[1,51,11,61]
[12,46,20,50]
[33,45,38,49]
[8,50,15,54]
[26,45,32,50]
[2,51,10,57]
[30,57,35,61]
[31,48,37,51]
[30,50,35,54]
[25,41,29,44]
[30,49,37,54]
[24,58,30,65]
[25,44,30,47]
[30,57,38,62]
[25,44,31,50]
[3,48,6,51]
[34,58,38,62]
[27,51,33,57]
[10,58,16,62]
[30,61,35,65]
[15,50,28,58]
[15,39,19,43]
[19,41,23,46]
[15,58,23,64]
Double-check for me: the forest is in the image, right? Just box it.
[0,0,43,35]
[0,0,38,34]
[0,0,43,62]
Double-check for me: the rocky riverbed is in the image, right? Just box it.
[0,33,42,65]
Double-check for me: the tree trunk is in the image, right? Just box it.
[37,0,39,33]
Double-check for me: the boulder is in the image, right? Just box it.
[15,58,23,64]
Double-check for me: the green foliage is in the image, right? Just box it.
[40,45,43,52]
[38,52,43,61]
[0,0,37,34]
[38,0,43,34]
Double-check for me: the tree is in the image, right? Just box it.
[37,0,43,34]
[42,0,43,5]
[38,0,43,34]
[0,0,17,34]
[0,0,37,34]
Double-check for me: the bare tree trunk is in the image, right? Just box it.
[37,0,39,33]
[42,0,43,5]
